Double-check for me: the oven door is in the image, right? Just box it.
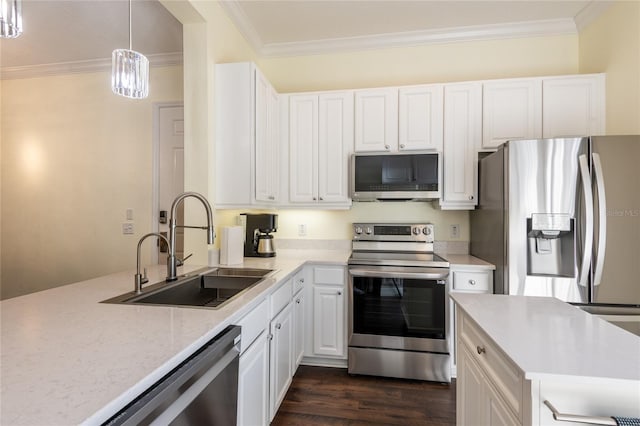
[348,265,449,354]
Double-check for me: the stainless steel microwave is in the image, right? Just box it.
[350,152,441,201]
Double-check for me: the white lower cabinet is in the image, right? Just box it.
[237,332,269,426]
[310,266,347,359]
[269,302,294,421]
[292,287,305,371]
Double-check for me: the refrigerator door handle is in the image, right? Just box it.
[592,153,607,287]
[578,154,594,288]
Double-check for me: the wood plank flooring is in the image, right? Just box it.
[272,366,456,426]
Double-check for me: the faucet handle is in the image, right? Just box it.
[176,253,193,267]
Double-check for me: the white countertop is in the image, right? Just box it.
[0,250,349,426]
[451,293,640,382]
[442,254,496,269]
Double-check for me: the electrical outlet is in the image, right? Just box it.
[450,224,460,239]
[122,223,134,235]
[298,224,307,237]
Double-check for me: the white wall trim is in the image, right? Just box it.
[218,0,264,52]
[574,1,613,32]
[1,52,183,80]
[260,19,577,57]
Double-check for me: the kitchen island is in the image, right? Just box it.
[0,249,349,425]
[451,293,640,425]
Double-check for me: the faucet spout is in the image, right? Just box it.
[135,232,170,294]
[167,192,215,281]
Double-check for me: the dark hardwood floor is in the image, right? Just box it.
[272,366,456,426]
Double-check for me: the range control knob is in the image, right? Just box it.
[412,227,421,235]
[423,227,432,235]
[354,226,363,235]
[365,226,373,235]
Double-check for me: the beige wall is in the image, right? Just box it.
[1,66,183,299]
[578,1,640,134]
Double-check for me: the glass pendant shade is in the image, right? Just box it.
[111,48,149,99]
[0,0,22,38]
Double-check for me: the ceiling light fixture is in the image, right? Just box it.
[111,0,149,99]
[0,0,22,38]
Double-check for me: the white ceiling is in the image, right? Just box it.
[0,0,608,73]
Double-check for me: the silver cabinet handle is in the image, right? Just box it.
[543,400,616,425]
[476,346,485,355]
[578,154,594,288]
[469,279,476,286]
[275,323,281,330]
[592,153,607,287]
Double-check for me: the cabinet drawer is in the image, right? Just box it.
[453,271,490,292]
[235,298,269,354]
[270,278,293,318]
[313,266,345,285]
[460,313,524,421]
[293,270,306,294]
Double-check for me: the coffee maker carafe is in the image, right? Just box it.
[241,213,278,257]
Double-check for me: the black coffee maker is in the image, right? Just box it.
[242,213,278,257]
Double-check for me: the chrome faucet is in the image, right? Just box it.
[167,192,215,281]
[135,232,170,294]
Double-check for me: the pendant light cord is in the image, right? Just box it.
[129,0,132,51]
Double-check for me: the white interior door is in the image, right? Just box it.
[154,104,184,264]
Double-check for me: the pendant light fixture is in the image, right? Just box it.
[111,0,149,99]
[0,0,22,38]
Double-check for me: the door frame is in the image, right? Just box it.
[152,102,184,264]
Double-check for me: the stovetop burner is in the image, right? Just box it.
[348,250,450,268]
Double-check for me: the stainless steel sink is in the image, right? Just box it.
[102,267,274,309]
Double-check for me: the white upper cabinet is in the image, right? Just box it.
[255,70,279,203]
[542,74,605,138]
[289,91,353,206]
[441,82,482,210]
[215,62,279,207]
[354,88,398,152]
[482,79,542,150]
[398,85,444,151]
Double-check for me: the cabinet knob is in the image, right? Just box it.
[319,197,324,201]
[269,195,275,200]
[337,291,342,296]
[384,145,390,150]
[296,298,301,304]
[476,345,486,355]
[300,278,305,283]
[268,333,273,341]
[313,197,317,201]
[469,279,476,286]
[468,195,475,200]
[400,144,405,149]
[276,323,282,330]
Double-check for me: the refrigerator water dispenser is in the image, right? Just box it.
[526,213,575,278]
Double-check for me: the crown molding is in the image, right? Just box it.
[218,0,264,52]
[574,1,613,31]
[260,19,578,57]
[1,52,183,80]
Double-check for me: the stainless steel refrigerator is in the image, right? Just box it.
[471,136,640,311]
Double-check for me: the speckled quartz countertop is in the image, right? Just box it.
[451,293,640,382]
[0,250,349,426]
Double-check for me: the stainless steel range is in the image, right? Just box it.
[348,223,451,382]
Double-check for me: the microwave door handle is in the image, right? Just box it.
[592,153,607,287]
[578,154,594,288]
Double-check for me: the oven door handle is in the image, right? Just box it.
[348,268,449,281]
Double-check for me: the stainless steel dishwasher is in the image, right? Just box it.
[103,325,241,425]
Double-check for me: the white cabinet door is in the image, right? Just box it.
[457,346,485,426]
[292,288,305,372]
[318,92,354,203]
[255,71,279,203]
[542,74,605,138]
[482,79,542,150]
[441,82,482,209]
[269,302,293,421]
[237,332,269,426]
[289,95,318,203]
[354,88,398,152]
[485,379,520,426]
[312,285,345,357]
[398,85,444,151]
